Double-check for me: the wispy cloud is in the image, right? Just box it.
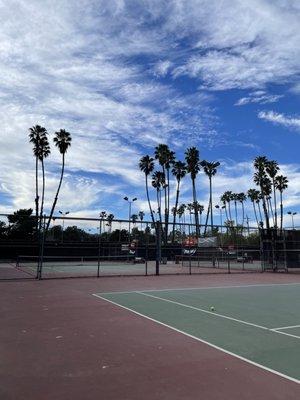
[235,91,283,106]
[0,1,300,219]
[258,111,300,130]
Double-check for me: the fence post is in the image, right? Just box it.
[155,222,161,275]
[97,218,102,277]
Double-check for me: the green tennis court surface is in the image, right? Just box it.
[94,283,300,383]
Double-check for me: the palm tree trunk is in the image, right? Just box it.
[257,201,263,225]
[35,155,39,237]
[172,180,180,243]
[261,191,270,230]
[280,191,283,232]
[204,204,210,235]
[234,201,238,226]
[273,179,278,229]
[228,201,233,222]
[45,153,65,232]
[166,168,170,242]
[241,202,245,228]
[224,205,229,221]
[192,178,200,236]
[252,202,259,227]
[145,176,155,225]
[209,177,213,232]
[268,197,275,226]
[39,159,46,232]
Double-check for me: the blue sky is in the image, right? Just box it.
[0,0,300,227]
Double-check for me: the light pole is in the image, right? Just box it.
[124,197,137,242]
[287,211,297,230]
[58,210,69,243]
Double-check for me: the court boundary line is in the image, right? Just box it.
[137,291,300,340]
[272,324,300,331]
[92,293,300,385]
[97,282,300,296]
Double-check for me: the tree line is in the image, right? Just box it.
[139,145,289,243]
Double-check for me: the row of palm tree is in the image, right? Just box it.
[139,144,221,243]
[28,125,72,238]
[140,146,289,241]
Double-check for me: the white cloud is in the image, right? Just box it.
[258,111,300,130]
[235,91,283,106]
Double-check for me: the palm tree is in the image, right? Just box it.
[46,129,72,232]
[237,192,247,228]
[152,171,165,227]
[139,155,155,225]
[194,202,204,227]
[185,147,200,236]
[28,125,48,234]
[220,193,229,221]
[231,193,239,227]
[200,160,220,234]
[221,191,233,221]
[154,144,175,241]
[177,203,186,238]
[106,213,114,233]
[275,175,288,232]
[99,211,107,235]
[266,160,279,228]
[247,189,260,227]
[171,160,186,242]
[253,156,270,230]
[138,211,145,231]
[131,214,138,225]
[37,136,51,231]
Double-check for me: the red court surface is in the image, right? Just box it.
[1,273,300,400]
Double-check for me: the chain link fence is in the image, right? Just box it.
[1,212,300,279]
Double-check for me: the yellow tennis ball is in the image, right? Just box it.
[210,306,215,312]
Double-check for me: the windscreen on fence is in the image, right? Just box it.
[4,213,299,279]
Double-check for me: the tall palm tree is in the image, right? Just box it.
[106,213,114,233]
[200,160,220,234]
[154,144,175,241]
[46,129,72,232]
[266,160,279,228]
[152,171,165,226]
[247,189,260,227]
[220,193,229,221]
[138,211,145,231]
[237,192,247,228]
[231,193,239,227]
[171,160,186,242]
[221,191,233,222]
[253,156,270,230]
[185,147,200,236]
[37,136,51,232]
[177,203,186,237]
[28,125,48,234]
[139,155,155,225]
[99,211,107,235]
[275,175,288,232]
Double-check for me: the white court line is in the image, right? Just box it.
[97,282,300,296]
[137,291,270,331]
[92,293,300,385]
[138,292,300,340]
[272,324,300,331]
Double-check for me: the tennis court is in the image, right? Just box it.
[10,252,262,279]
[94,283,300,383]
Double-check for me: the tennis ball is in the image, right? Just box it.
[210,306,215,312]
